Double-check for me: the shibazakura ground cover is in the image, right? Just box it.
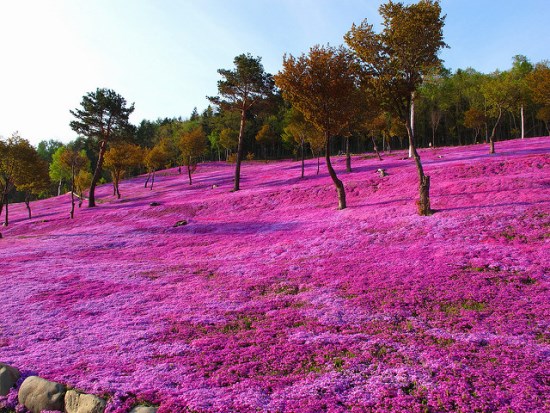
[1,138,549,413]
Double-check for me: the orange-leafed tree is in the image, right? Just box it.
[104,142,143,198]
[178,126,208,185]
[275,45,361,210]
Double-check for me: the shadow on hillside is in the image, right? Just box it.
[424,147,550,166]
[440,199,550,212]
[170,220,300,235]
[354,197,412,208]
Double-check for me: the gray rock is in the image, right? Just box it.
[65,389,106,413]
[18,376,66,413]
[129,406,158,413]
[0,362,21,396]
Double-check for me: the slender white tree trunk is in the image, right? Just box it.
[409,92,415,158]
[521,105,525,139]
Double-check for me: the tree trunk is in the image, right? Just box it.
[405,118,433,216]
[316,152,321,175]
[324,132,346,210]
[300,141,305,178]
[187,159,193,185]
[116,181,121,199]
[25,193,32,219]
[345,135,352,173]
[88,140,107,207]
[233,109,246,191]
[409,92,415,158]
[144,172,151,188]
[150,171,155,190]
[489,107,503,154]
[521,105,525,139]
[57,178,62,196]
[70,165,76,219]
[3,194,8,227]
[371,137,383,161]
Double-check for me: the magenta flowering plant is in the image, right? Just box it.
[0,138,548,412]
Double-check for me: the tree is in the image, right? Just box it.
[527,61,550,135]
[527,61,550,107]
[36,139,64,163]
[282,108,319,178]
[144,141,170,190]
[104,142,143,198]
[178,126,207,185]
[345,0,447,215]
[536,106,550,135]
[219,128,239,159]
[419,68,452,147]
[481,71,515,153]
[510,55,533,139]
[60,148,89,219]
[70,88,135,207]
[464,108,486,143]
[208,53,274,191]
[14,154,49,220]
[1,134,34,226]
[255,115,281,160]
[275,44,361,209]
[75,169,93,207]
[49,146,71,196]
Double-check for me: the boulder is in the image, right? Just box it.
[18,376,66,413]
[173,220,188,227]
[129,406,158,413]
[65,389,106,413]
[0,362,21,396]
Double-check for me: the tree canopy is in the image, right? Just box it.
[70,88,135,207]
[208,53,274,191]
[275,44,361,209]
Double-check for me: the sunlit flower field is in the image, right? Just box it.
[1,138,549,412]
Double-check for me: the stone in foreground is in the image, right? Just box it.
[0,362,21,396]
[65,389,106,413]
[18,376,66,413]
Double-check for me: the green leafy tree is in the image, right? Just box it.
[219,128,239,159]
[275,44,361,209]
[104,142,143,198]
[70,88,135,207]
[346,0,447,215]
[208,53,274,191]
[481,71,516,153]
[49,146,71,196]
[36,139,64,163]
[510,55,533,139]
[178,126,207,185]
[60,148,89,219]
[282,108,319,178]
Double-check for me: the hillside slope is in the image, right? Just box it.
[1,138,549,412]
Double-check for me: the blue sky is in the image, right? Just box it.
[1,0,548,146]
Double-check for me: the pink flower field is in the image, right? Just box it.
[1,138,549,413]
